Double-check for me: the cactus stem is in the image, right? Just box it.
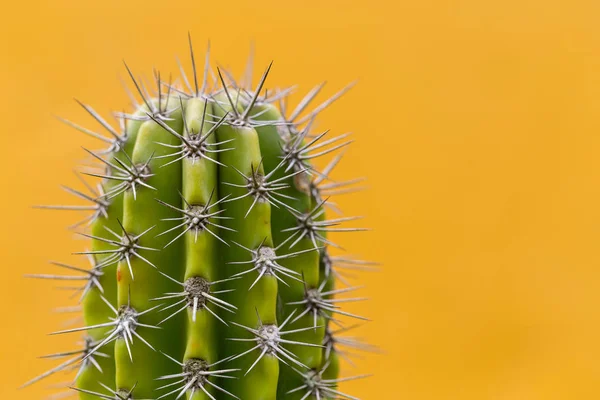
[26,39,370,399]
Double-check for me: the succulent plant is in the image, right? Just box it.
[23,35,374,400]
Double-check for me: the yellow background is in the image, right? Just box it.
[2,0,600,398]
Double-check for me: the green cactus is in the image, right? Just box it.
[23,36,374,400]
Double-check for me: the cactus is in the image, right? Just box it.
[23,36,374,400]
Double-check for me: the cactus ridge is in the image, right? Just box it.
[24,36,374,400]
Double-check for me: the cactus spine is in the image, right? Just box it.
[24,36,373,400]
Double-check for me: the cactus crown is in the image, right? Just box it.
[24,35,375,400]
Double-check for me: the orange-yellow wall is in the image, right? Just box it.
[3,0,600,398]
